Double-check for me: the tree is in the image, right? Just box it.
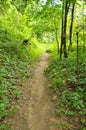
[69,1,75,48]
[60,0,70,59]
[54,18,59,54]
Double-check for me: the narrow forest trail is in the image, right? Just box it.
[9,52,58,130]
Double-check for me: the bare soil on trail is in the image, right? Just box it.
[9,52,58,130]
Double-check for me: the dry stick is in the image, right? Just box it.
[69,125,78,130]
[16,41,23,51]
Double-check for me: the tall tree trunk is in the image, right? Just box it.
[60,1,64,59]
[69,3,75,47]
[76,32,79,80]
[60,0,70,59]
[63,0,70,58]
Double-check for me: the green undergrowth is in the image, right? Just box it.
[0,40,43,130]
[46,43,56,53]
[0,15,43,129]
[45,43,60,60]
[45,48,86,130]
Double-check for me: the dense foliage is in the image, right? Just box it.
[0,0,86,129]
[44,0,86,129]
[0,1,43,129]
[45,48,86,129]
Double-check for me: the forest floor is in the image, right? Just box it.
[9,52,59,130]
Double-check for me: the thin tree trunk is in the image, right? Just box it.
[76,32,79,80]
[63,0,70,58]
[54,20,59,54]
[69,3,75,47]
[60,0,70,59]
[60,1,64,59]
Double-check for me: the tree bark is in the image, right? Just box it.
[60,0,70,59]
[63,0,70,58]
[76,32,79,80]
[60,1,64,59]
[69,3,75,47]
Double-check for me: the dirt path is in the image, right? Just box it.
[10,52,57,130]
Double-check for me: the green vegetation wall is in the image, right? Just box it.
[0,2,43,129]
